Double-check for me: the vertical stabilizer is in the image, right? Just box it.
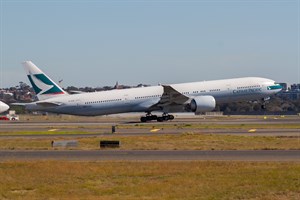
[22,61,68,100]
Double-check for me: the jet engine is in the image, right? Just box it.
[189,95,216,113]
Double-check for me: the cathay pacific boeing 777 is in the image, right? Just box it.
[21,61,282,122]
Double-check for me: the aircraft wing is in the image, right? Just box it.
[159,85,190,105]
[149,85,190,112]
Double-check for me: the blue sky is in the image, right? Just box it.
[1,0,299,87]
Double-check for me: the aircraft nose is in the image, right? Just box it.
[266,82,282,92]
[274,82,283,91]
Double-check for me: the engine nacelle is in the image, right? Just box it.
[189,96,216,113]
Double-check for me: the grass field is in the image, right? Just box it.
[0,161,299,200]
[0,133,299,150]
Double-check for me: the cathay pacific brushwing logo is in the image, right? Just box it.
[28,73,64,95]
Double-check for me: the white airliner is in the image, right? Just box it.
[21,61,282,122]
[0,101,9,113]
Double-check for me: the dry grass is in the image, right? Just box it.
[0,134,299,150]
[0,161,299,200]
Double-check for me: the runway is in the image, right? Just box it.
[0,128,299,139]
[0,116,299,162]
[0,150,299,161]
[1,115,299,137]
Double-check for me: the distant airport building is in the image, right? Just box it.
[291,83,300,91]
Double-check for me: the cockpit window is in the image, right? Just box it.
[267,85,282,90]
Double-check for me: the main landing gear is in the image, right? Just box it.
[140,113,175,122]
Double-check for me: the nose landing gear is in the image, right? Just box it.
[261,97,270,110]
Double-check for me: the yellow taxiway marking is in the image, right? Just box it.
[48,129,58,132]
[248,129,257,133]
[150,129,161,133]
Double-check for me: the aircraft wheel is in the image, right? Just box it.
[157,117,164,122]
[140,117,147,122]
[151,115,158,120]
[162,115,168,121]
[146,115,157,121]
[168,115,174,120]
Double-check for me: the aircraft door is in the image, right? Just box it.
[226,84,232,101]
[124,94,134,105]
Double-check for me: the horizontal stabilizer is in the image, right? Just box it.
[10,103,27,106]
[68,90,87,94]
[36,102,62,107]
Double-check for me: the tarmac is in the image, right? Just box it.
[0,115,299,162]
[0,115,299,137]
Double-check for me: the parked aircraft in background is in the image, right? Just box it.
[20,61,282,122]
[0,101,9,113]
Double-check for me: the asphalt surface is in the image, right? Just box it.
[0,116,299,162]
[0,128,299,139]
[0,116,299,137]
[0,150,299,161]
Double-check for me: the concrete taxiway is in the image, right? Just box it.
[0,150,299,161]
